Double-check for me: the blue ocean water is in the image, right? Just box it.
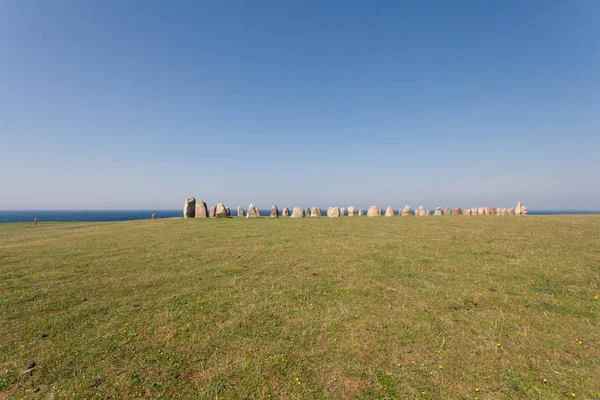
[0,209,599,223]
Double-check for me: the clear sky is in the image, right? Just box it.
[1,1,599,211]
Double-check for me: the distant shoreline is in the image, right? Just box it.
[1,210,600,223]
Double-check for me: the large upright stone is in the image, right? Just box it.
[491,207,497,215]
[328,207,340,217]
[184,197,196,218]
[367,205,379,217]
[453,207,462,215]
[477,207,484,215]
[464,208,472,216]
[385,206,395,217]
[401,205,412,216]
[508,208,515,215]
[305,207,311,217]
[226,207,231,217]
[195,200,208,218]
[270,205,279,218]
[310,207,320,217]
[425,210,431,216]
[515,201,528,216]
[246,204,259,218]
[209,205,217,218]
[340,207,346,216]
[416,206,426,216]
[282,207,290,217]
[444,207,451,215]
[483,207,490,216]
[471,207,478,216]
[215,203,228,218]
[237,206,245,217]
[291,207,304,218]
[434,207,443,216]
[348,206,357,216]
[358,209,364,216]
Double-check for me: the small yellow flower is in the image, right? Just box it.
[438,365,443,369]
[496,343,501,347]
[475,388,480,392]
[397,363,401,367]
[543,378,547,383]
[572,393,576,397]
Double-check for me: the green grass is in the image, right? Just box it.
[1,215,599,399]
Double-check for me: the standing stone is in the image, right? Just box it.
[377,208,382,216]
[340,207,346,216]
[291,207,304,218]
[491,207,497,215]
[270,205,279,218]
[425,210,431,216]
[444,207,451,216]
[347,206,356,216]
[237,206,245,217]
[184,197,196,218]
[477,207,485,215]
[521,204,528,215]
[246,204,259,218]
[416,206,426,216]
[215,203,228,218]
[209,205,217,218]
[282,207,290,217]
[151,213,157,220]
[434,207,443,216]
[508,208,515,215]
[195,200,209,218]
[401,205,412,216]
[367,205,379,217]
[358,209,364,216]
[310,207,320,217]
[305,207,311,217]
[328,207,340,217]
[470,207,478,216]
[483,207,489,216]
[453,207,463,215]
[516,201,528,215]
[385,206,395,217]
[226,207,231,217]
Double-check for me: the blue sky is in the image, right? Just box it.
[1,1,599,210]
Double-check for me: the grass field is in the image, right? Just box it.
[1,215,599,399]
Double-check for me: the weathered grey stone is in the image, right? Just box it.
[195,200,208,218]
[491,206,497,215]
[385,206,395,217]
[358,209,364,216]
[184,197,196,218]
[209,205,217,218]
[282,207,290,216]
[270,205,279,218]
[305,207,311,217]
[444,207,451,215]
[367,205,379,217]
[340,207,346,216]
[453,207,462,215]
[425,210,431,216]
[237,206,245,217]
[401,205,412,216]
[310,207,320,217]
[347,206,357,216]
[416,206,426,216]
[246,204,259,218]
[465,208,472,216]
[508,207,515,215]
[215,203,228,218]
[291,207,304,218]
[434,207,443,216]
[477,207,485,215]
[471,207,478,216]
[483,207,489,216]
[515,201,528,215]
[328,207,340,217]
[151,213,157,220]
[226,207,231,217]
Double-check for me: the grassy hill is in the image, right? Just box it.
[1,216,599,399]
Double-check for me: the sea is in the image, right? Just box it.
[1,209,599,223]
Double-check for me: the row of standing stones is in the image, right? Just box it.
[182,198,528,219]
